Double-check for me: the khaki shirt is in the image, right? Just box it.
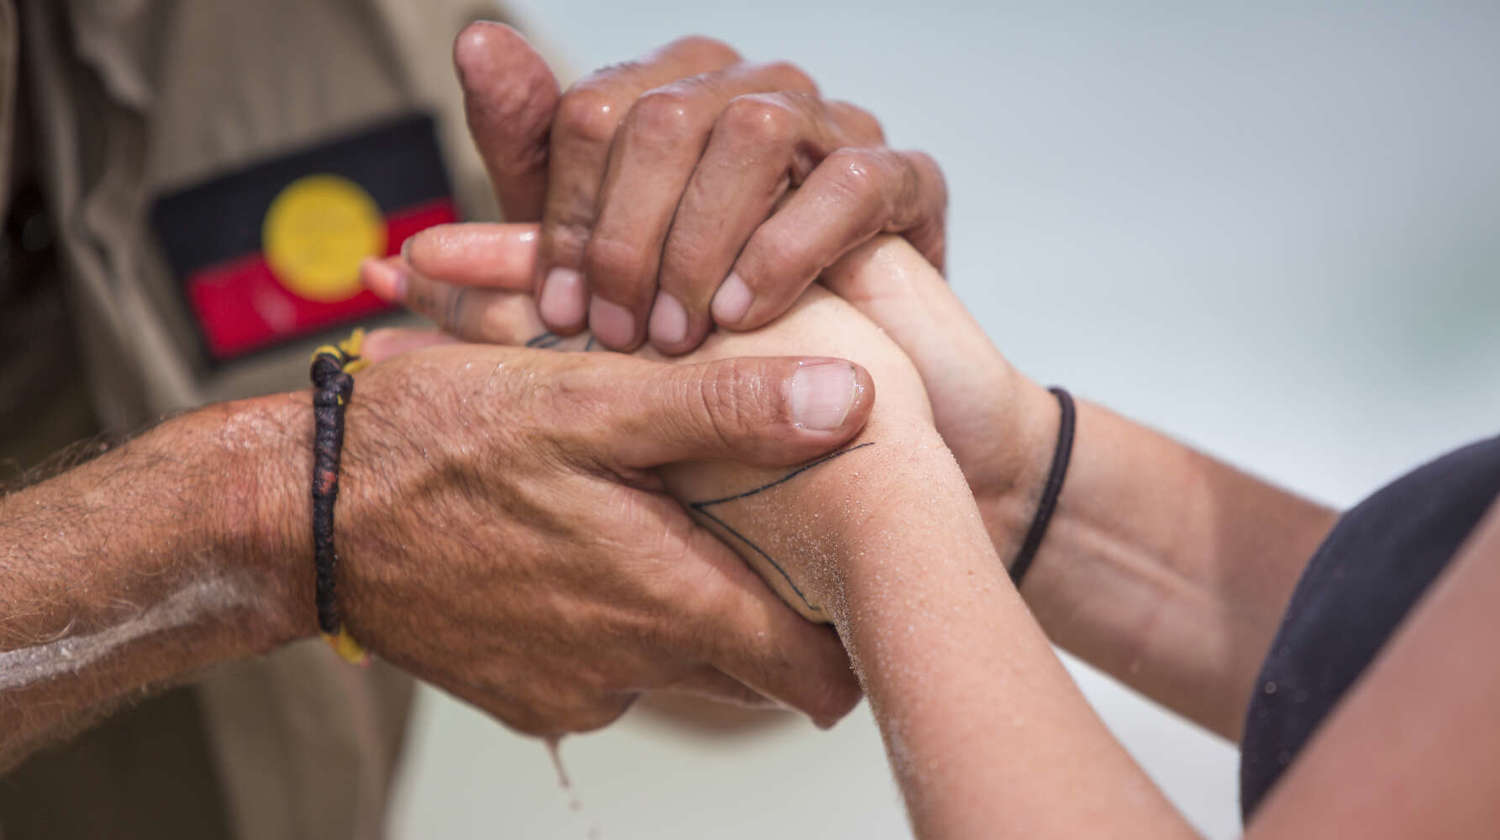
[0,2,547,837]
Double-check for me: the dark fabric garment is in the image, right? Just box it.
[1240,435,1500,819]
[0,178,100,481]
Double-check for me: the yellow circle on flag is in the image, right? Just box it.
[262,174,386,302]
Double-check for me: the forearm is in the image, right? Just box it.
[697,416,1195,838]
[0,397,312,769]
[818,233,1337,737]
[989,383,1338,738]
[833,447,1196,838]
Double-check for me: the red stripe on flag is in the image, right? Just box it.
[185,198,457,360]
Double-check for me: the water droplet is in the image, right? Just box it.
[544,735,572,790]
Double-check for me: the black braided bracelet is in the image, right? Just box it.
[309,332,367,664]
[1008,386,1076,587]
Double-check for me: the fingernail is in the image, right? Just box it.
[361,258,406,302]
[710,272,753,325]
[538,267,587,328]
[589,296,635,347]
[647,290,688,346]
[788,361,857,431]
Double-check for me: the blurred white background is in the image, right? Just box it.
[392,2,1500,837]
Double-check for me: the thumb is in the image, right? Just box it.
[403,222,539,292]
[582,356,875,470]
[453,21,559,221]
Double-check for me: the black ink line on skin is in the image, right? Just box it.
[688,442,876,615]
[692,441,875,507]
[526,330,597,352]
[524,328,874,615]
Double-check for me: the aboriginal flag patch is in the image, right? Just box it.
[150,113,457,363]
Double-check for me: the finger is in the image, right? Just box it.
[536,36,742,334]
[661,666,779,709]
[463,682,637,739]
[631,493,861,726]
[704,606,860,729]
[360,256,545,344]
[823,99,886,146]
[821,235,1002,406]
[452,21,560,220]
[650,92,865,354]
[584,62,819,351]
[360,256,408,302]
[565,355,874,470]
[404,223,540,291]
[673,523,861,727]
[360,327,460,364]
[712,147,948,331]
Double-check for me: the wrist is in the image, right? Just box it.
[966,374,1063,569]
[247,365,436,654]
[821,427,1007,621]
[230,393,322,644]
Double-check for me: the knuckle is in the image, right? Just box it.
[721,94,798,148]
[811,670,861,722]
[695,359,771,445]
[666,34,740,66]
[825,147,899,211]
[626,87,702,147]
[583,235,656,293]
[906,149,949,204]
[758,60,818,93]
[555,86,621,147]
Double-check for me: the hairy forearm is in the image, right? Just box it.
[0,397,312,769]
[994,386,1338,739]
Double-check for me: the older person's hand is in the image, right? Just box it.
[275,346,871,735]
[363,235,946,625]
[410,22,945,355]
[0,339,871,770]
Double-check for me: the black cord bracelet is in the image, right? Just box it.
[309,330,369,664]
[1008,386,1076,587]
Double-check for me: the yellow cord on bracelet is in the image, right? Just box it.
[326,627,369,666]
[312,328,371,666]
[311,327,371,383]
